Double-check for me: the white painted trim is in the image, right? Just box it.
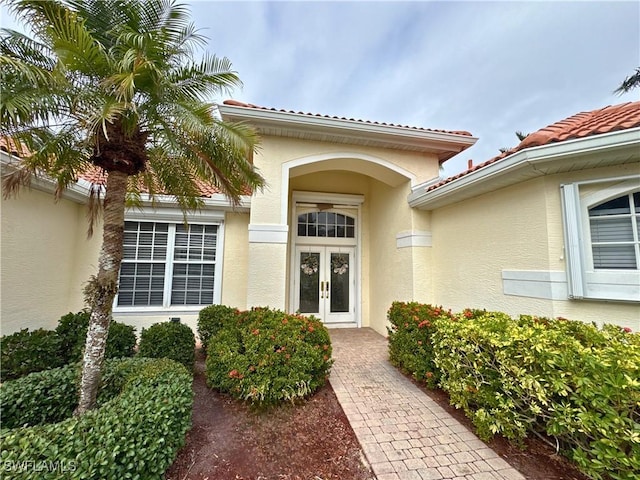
[125,206,225,223]
[409,127,640,209]
[248,223,289,244]
[560,177,640,303]
[293,190,365,206]
[289,191,362,327]
[396,230,432,248]
[561,183,586,299]
[218,104,478,154]
[502,270,568,300]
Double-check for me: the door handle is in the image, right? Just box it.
[320,281,325,298]
[325,281,329,295]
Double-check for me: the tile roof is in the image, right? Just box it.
[79,166,224,196]
[222,99,473,137]
[425,101,640,193]
[0,137,30,157]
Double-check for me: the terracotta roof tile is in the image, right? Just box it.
[0,137,30,157]
[425,101,640,193]
[222,99,473,137]
[78,166,225,197]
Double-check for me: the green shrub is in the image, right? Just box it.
[138,321,196,370]
[431,310,640,480]
[387,303,640,479]
[205,307,333,406]
[0,329,64,382]
[0,313,136,382]
[387,302,453,388]
[55,311,136,363]
[197,304,240,351]
[104,321,137,359]
[0,364,79,428]
[0,357,193,479]
[55,311,91,363]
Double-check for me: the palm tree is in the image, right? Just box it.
[0,0,265,415]
[615,67,640,94]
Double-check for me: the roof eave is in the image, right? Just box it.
[408,128,640,210]
[218,104,477,158]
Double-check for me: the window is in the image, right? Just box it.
[117,221,219,308]
[297,212,355,238]
[589,192,640,269]
[561,179,640,302]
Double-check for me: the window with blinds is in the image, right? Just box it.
[589,192,640,270]
[117,221,219,307]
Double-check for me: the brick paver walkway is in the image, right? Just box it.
[329,328,526,480]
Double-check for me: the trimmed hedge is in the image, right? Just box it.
[205,307,333,406]
[387,302,453,388]
[197,304,240,351]
[0,329,65,381]
[138,321,196,370]
[0,312,136,382]
[55,311,137,363]
[1,364,79,429]
[387,302,640,480]
[0,357,193,479]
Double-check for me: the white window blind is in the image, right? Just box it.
[589,192,640,270]
[117,221,219,308]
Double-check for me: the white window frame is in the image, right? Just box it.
[113,208,225,314]
[561,176,640,302]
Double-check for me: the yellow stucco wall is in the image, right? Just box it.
[430,164,640,330]
[1,188,101,334]
[220,212,249,310]
[432,176,553,315]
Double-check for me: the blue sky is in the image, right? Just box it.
[2,1,638,177]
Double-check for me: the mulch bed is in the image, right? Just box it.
[165,351,374,480]
[167,350,590,480]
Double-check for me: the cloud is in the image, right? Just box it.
[3,0,638,178]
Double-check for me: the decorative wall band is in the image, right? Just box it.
[248,224,289,244]
[396,231,432,249]
[502,270,568,300]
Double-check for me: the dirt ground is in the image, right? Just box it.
[165,353,374,480]
[166,352,590,480]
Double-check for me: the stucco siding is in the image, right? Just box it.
[430,164,640,330]
[221,212,250,310]
[368,180,416,335]
[431,177,554,316]
[1,189,99,333]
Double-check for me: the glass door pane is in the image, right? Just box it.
[330,252,350,313]
[299,252,321,313]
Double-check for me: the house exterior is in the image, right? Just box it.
[1,101,638,337]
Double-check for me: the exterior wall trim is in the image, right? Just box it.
[248,223,289,244]
[396,230,432,248]
[409,128,640,210]
[502,270,568,300]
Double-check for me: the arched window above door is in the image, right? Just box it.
[297,211,356,238]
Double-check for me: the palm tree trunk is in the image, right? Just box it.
[75,170,128,415]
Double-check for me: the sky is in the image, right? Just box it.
[1,1,639,178]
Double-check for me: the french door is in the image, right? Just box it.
[294,245,355,324]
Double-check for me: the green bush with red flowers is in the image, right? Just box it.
[387,302,454,387]
[387,302,640,480]
[205,307,333,406]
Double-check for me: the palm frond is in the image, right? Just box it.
[615,67,640,95]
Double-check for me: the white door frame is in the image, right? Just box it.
[289,191,364,327]
[293,245,356,324]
